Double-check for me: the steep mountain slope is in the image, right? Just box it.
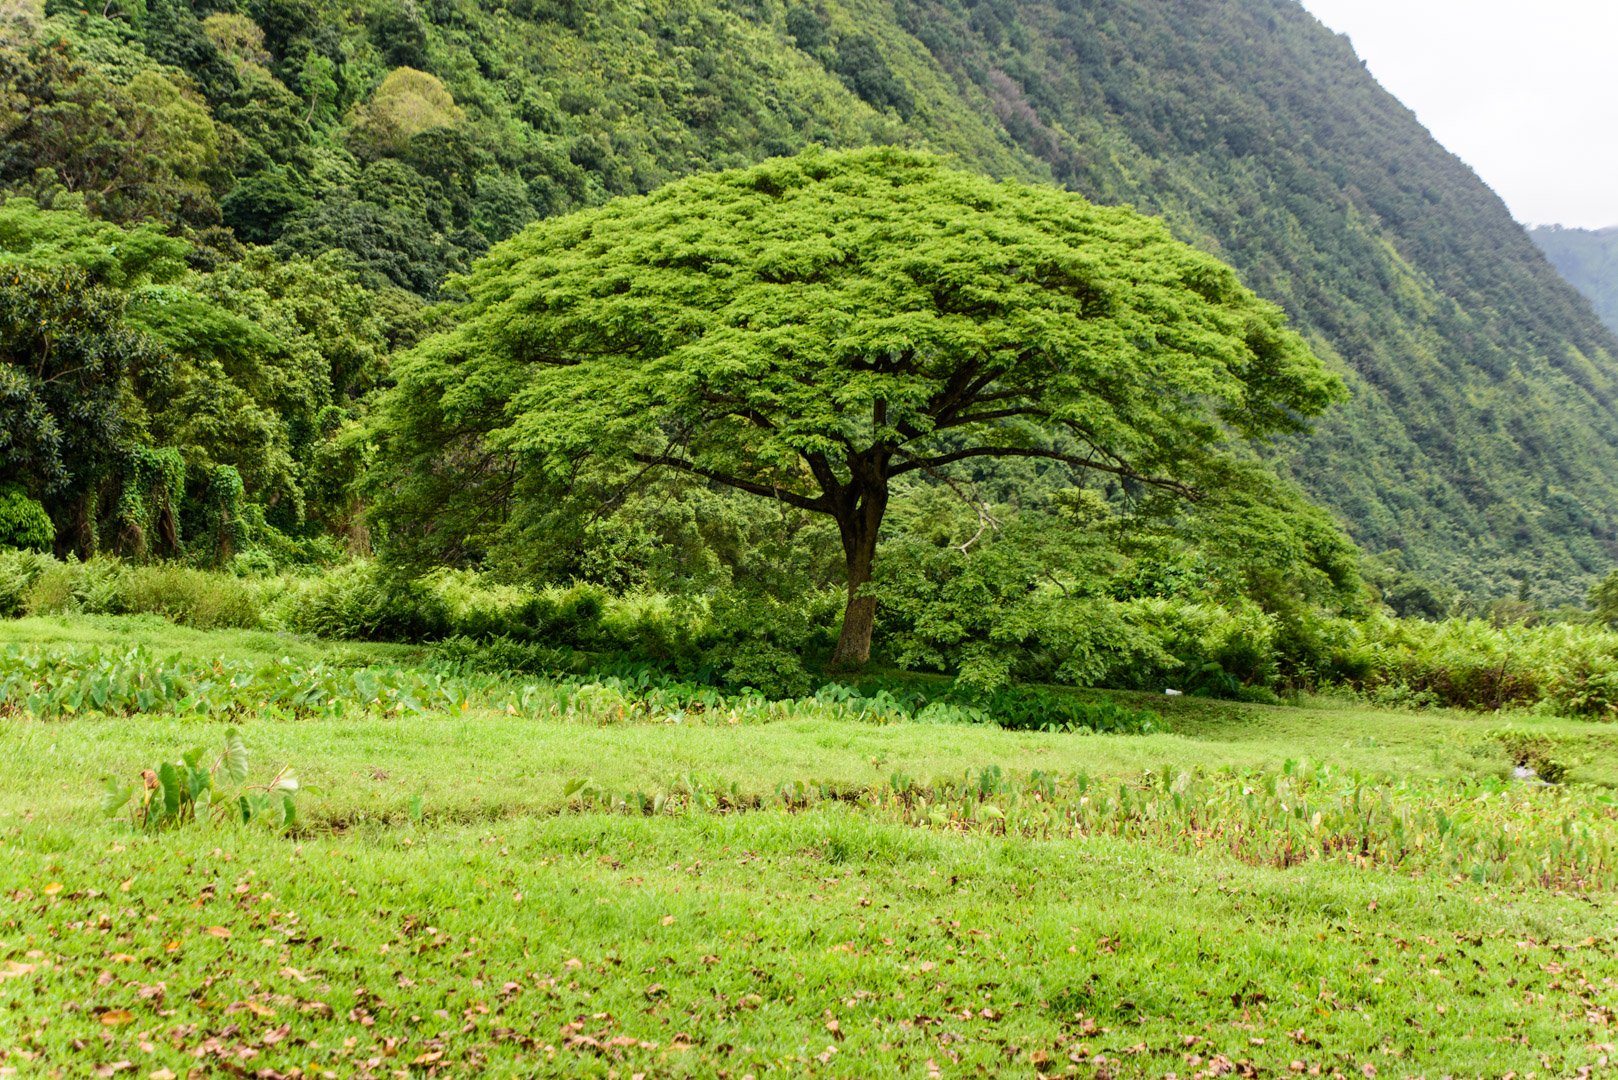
[872,0,1618,604]
[5,0,1617,601]
[1531,225,1618,338]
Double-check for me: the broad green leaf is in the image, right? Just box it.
[221,729,248,785]
[99,779,133,818]
[157,762,182,821]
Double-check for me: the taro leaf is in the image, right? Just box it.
[271,773,299,793]
[238,794,252,824]
[182,746,207,770]
[563,778,588,798]
[221,729,248,786]
[280,792,297,829]
[100,779,133,818]
[157,762,182,820]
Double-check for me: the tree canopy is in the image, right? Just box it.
[378,148,1344,662]
[0,265,167,554]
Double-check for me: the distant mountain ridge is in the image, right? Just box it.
[1531,225,1618,339]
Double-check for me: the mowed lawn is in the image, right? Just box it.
[1,617,1616,1079]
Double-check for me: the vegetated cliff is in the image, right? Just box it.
[874,0,1618,604]
[5,0,1617,600]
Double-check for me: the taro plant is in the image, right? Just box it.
[100,728,312,830]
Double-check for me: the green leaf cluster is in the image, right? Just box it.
[100,727,305,831]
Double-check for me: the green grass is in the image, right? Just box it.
[2,617,1616,1078]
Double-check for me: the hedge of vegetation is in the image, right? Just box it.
[8,549,1618,717]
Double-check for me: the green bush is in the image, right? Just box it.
[431,634,586,675]
[25,557,123,616]
[117,565,260,629]
[274,560,451,641]
[20,557,260,628]
[719,641,813,699]
[0,546,56,617]
[0,483,53,552]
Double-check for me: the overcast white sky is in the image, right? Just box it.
[1297,0,1618,229]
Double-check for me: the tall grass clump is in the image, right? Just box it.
[13,555,261,629]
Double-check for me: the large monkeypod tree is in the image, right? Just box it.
[378,148,1343,665]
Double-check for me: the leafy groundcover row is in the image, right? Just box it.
[568,758,1618,892]
[0,644,1160,733]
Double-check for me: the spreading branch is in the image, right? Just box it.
[630,452,829,512]
[893,450,1003,552]
[890,445,1205,501]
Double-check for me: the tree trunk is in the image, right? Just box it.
[53,491,95,560]
[830,481,888,668]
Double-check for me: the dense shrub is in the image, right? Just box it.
[0,547,53,617]
[272,561,450,641]
[1100,599,1281,695]
[19,556,260,629]
[0,483,53,551]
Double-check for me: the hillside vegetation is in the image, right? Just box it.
[5,0,1618,603]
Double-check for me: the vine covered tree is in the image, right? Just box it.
[378,148,1344,664]
[0,265,169,556]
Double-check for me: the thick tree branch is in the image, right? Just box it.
[932,368,1004,426]
[630,452,830,512]
[802,449,844,501]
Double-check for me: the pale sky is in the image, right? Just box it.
[1298,0,1618,229]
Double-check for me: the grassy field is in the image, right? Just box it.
[1,616,1616,1079]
